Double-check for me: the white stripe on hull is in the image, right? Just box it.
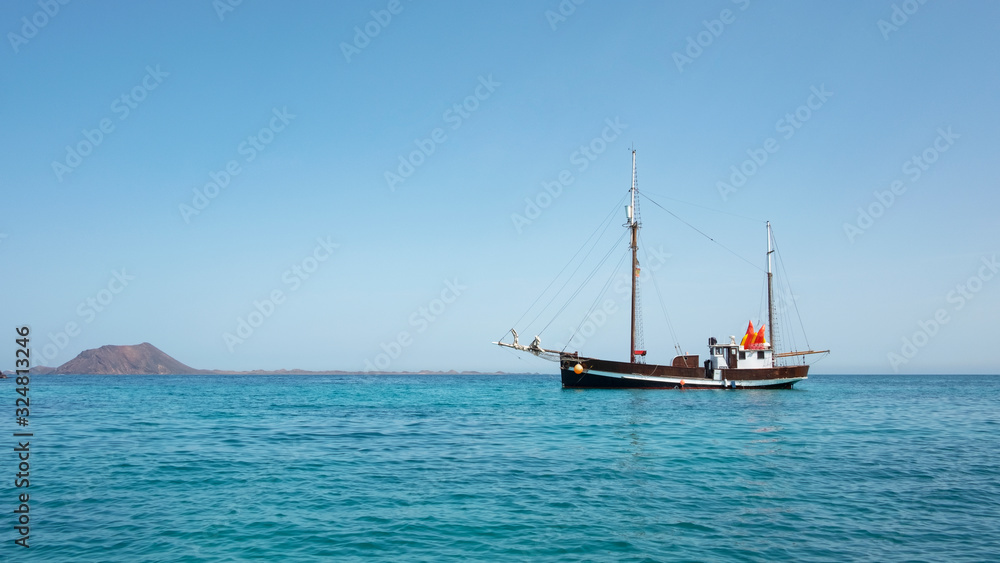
[581,368,805,388]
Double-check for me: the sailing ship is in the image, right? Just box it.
[495,150,827,389]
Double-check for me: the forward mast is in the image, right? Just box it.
[628,149,640,364]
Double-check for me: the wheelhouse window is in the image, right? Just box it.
[757,351,765,359]
[739,351,746,360]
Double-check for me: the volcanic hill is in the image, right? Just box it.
[51,342,201,375]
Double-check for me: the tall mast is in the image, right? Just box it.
[629,150,639,364]
[766,221,775,361]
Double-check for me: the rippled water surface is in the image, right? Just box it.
[3,373,999,561]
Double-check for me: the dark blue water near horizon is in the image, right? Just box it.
[2,373,999,561]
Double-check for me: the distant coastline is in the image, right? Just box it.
[3,343,531,377]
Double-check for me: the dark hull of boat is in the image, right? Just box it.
[559,355,808,390]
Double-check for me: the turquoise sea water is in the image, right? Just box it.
[2,373,999,561]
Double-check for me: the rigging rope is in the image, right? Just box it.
[640,194,764,273]
[757,275,767,334]
[563,250,630,352]
[640,190,766,224]
[771,227,812,352]
[539,228,630,336]
[632,173,644,360]
[512,191,629,338]
[639,232,682,356]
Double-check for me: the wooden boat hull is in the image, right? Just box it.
[560,355,808,389]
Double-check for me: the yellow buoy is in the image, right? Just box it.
[574,363,584,374]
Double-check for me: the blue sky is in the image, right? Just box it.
[2,0,998,374]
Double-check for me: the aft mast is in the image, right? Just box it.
[629,150,639,364]
[767,221,776,364]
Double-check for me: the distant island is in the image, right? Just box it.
[5,343,514,376]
